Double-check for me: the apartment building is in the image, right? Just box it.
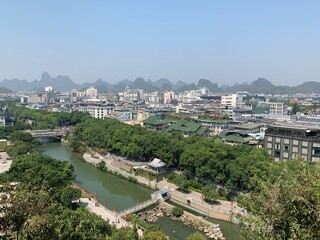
[76,103,115,119]
[265,123,320,162]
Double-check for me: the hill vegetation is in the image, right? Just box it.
[2,72,320,93]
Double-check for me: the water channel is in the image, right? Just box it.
[38,142,239,240]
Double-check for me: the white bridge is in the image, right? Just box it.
[26,128,67,138]
[118,190,169,217]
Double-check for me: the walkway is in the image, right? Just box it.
[118,198,158,217]
[77,198,131,229]
[158,180,244,219]
[82,152,157,189]
[0,152,12,173]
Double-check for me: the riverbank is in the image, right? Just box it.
[137,201,225,240]
[82,151,158,189]
[82,149,244,223]
[77,198,131,229]
[40,142,239,240]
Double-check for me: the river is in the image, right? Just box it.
[38,142,239,240]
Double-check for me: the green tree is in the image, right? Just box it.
[186,231,207,240]
[240,159,320,239]
[202,185,219,204]
[171,207,184,217]
[60,187,81,208]
[144,230,167,240]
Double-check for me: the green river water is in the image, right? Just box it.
[38,142,239,240]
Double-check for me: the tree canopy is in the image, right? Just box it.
[240,159,320,239]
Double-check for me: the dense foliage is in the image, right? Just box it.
[0,152,170,239]
[240,159,320,239]
[70,118,275,191]
[6,131,40,157]
[171,207,184,217]
[8,104,90,129]
[0,153,111,239]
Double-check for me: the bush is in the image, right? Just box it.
[202,185,219,204]
[128,176,138,183]
[97,161,106,171]
[171,207,183,217]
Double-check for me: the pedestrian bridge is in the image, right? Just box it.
[26,128,66,138]
[118,190,169,217]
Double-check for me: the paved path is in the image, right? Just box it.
[83,152,157,189]
[158,180,244,215]
[0,152,12,173]
[78,198,131,229]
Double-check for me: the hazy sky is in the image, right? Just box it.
[0,1,319,86]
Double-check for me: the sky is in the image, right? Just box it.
[0,1,319,86]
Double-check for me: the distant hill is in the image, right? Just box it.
[293,81,320,93]
[1,72,320,94]
[173,81,187,90]
[197,79,219,92]
[0,87,13,93]
[177,83,197,92]
[129,78,157,92]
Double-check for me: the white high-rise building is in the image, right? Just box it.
[86,87,98,98]
[221,94,240,109]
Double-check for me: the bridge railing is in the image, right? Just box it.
[118,198,158,217]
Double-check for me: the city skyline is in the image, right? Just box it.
[1,1,319,85]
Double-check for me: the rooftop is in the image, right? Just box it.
[218,130,255,143]
[148,158,166,168]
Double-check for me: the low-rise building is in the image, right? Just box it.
[217,130,256,145]
[195,118,230,135]
[168,120,208,137]
[142,116,172,130]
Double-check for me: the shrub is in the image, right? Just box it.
[171,207,183,217]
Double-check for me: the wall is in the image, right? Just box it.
[170,192,231,222]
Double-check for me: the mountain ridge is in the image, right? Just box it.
[0,72,319,94]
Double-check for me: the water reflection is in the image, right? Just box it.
[38,142,153,210]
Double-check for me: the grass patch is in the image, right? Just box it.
[0,140,6,152]
[134,169,156,180]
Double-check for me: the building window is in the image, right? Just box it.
[284,145,289,152]
[313,147,320,156]
[293,140,299,146]
[275,144,280,150]
[313,143,320,148]
[302,148,308,155]
[302,141,309,147]
[274,150,280,157]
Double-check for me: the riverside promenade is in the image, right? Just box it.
[83,152,157,189]
[82,150,245,222]
[157,180,244,222]
[77,198,130,229]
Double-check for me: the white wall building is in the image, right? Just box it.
[221,94,240,109]
[163,91,175,104]
[86,87,98,98]
[76,103,115,119]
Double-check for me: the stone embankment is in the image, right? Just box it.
[136,202,225,240]
[82,152,157,189]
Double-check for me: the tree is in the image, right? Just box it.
[171,207,184,217]
[292,102,301,114]
[202,185,219,204]
[144,230,167,240]
[240,159,320,239]
[186,231,207,240]
[60,187,81,208]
